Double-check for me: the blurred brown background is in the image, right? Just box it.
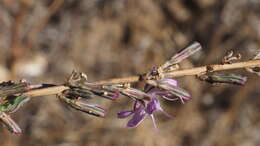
[0,0,260,146]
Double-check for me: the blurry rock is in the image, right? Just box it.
[198,0,217,8]
[0,65,9,81]
[14,53,48,78]
[168,0,191,23]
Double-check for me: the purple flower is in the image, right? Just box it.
[118,98,171,128]
[118,78,191,128]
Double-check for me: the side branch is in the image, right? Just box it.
[163,59,260,77]
[98,59,260,83]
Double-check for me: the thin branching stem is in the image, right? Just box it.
[25,59,260,98]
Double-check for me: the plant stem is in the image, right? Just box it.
[163,59,260,77]
[25,85,68,97]
[25,59,260,98]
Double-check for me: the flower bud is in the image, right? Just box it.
[161,42,202,69]
[0,111,21,134]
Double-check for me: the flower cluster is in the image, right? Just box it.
[0,41,253,134]
[0,42,200,134]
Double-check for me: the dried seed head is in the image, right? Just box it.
[67,70,88,87]
[222,50,241,64]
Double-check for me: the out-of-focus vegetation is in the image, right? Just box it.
[0,0,260,146]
